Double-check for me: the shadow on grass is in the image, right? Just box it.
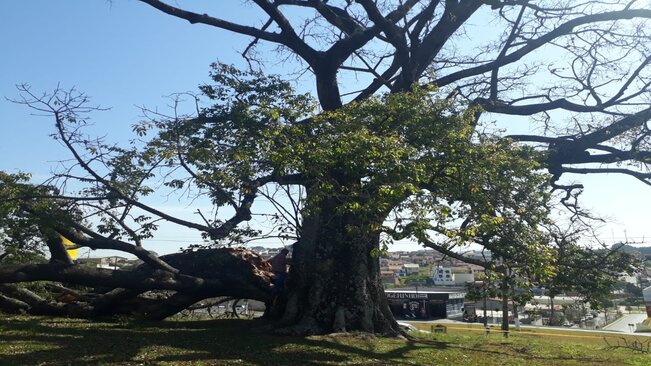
[0,317,445,365]
[0,317,634,365]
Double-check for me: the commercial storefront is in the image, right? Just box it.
[385,290,465,320]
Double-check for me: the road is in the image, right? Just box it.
[428,317,651,336]
[602,313,649,333]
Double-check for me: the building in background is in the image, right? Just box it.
[432,266,454,286]
[385,289,465,320]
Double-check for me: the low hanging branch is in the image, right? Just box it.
[0,248,275,319]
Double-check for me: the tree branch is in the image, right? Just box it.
[137,0,284,43]
[434,9,651,89]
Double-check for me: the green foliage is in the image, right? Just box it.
[153,65,551,250]
[134,63,562,274]
[615,281,645,306]
[0,172,67,263]
[8,64,629,307]
[142,63,315,199]
[539,245,638,311]
[401,274,433,285]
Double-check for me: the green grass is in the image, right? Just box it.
[410,321,650,346]
[0,315,649,365]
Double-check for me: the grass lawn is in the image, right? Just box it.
[1,315,650,365]
[410,321,651,346]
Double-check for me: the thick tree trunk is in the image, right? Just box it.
[270,199,400,336]
[314,63,343,111]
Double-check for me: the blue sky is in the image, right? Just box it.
[1,1,650,255]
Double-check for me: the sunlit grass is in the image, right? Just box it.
[409,321,651,346]
[0,315,648,365]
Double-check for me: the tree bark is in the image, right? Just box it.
[314,62,343,111]
[501,275,509,338]
[270,199,400,336]
[483,294,488,329]
[0,248,274,320]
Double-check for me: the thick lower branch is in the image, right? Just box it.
[0,264,206,291]
[0,248,275,315]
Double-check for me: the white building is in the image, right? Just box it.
[402,263,420,275]
[433,266,454,286]
[432,266,476,286]
[619,273,639,286]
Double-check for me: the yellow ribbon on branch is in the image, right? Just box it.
[60,235,78,260]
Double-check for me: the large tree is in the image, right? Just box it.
[1,0,650,335]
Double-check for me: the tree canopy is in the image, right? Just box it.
[1,0,649,335]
